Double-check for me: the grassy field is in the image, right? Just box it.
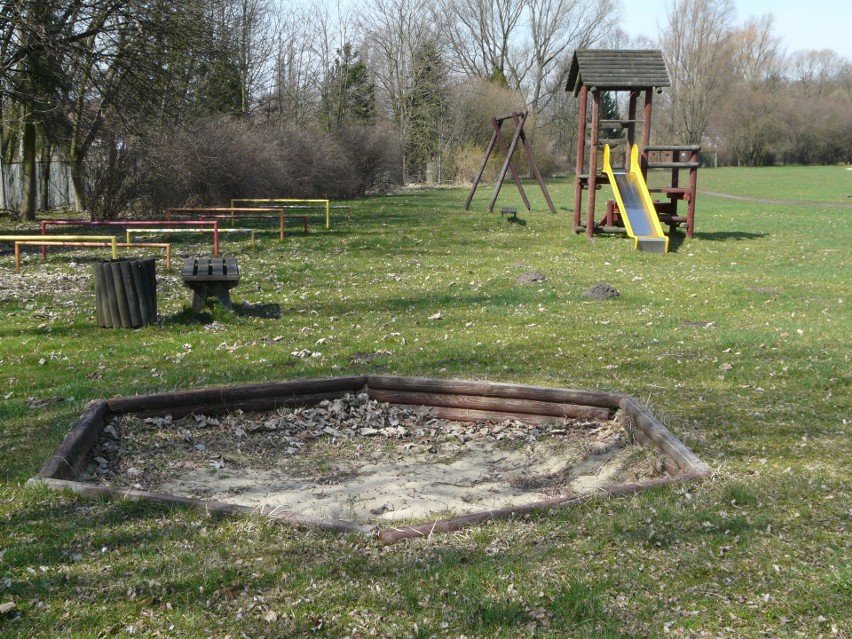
[0,165,849,638]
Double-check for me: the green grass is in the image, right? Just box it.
[696,164,852,203]
[0,167,850,637]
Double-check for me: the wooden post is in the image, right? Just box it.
[619,396,712,475]
[687,148,698,238]
[465,119,501,210]
[106,375,368,414]
[670,149,681,221]
[627,91,639,170]
[36,400,109,480]
[641,89,653,179]
[515,112,557,214]
[586,90,601,238]
[573,85,588,232]
[366,374,624,408]
[120,260,142,328]
[367,389,610,420]
[489,114,531,213]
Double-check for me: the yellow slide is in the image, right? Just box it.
[602,144,669,253]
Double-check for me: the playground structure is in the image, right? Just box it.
[12,240,171,274]
[567,49,700,246]
[200,213,307,238]
[602,145,668,253]
[229,199,342,230]
[465,111,557,214]
[125,227,255,248]
[165,208,306,240]
[1,235,118,274]
[40,220,222,256]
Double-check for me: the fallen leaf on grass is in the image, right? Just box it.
[291,349,322,358]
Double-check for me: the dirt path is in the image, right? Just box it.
[699,190,852,209]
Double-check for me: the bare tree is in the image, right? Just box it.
[360,0,443,178]
[789,49,849,98]
[728,14,784,88]
[0,0,127,218]
[661,0,735,144]
[241,0,276,112]
[521,0,614,114]
[264,4,323,123]
[441,0,525,84]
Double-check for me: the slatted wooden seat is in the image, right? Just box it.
[181,257,240,311]
[500,206,518,220]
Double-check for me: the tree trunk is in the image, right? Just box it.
[20,111,37,220]
[40,142,52,211]
[70,156,87,213]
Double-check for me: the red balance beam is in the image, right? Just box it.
[168,208,288,240]
[199,214,309,239]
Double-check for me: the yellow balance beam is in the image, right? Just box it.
[1,235,118,260]
[231,198,331,229]
[13,241,172,274]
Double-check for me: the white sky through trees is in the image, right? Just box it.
[621,0,851,58]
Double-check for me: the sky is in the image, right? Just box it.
[620,0,852,60]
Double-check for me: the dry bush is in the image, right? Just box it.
[443,87,569,185]
[446,144,501,185]
[335,125,403,195]
[447,79,527,149]
[778,95,852,165]
[139,116,402,210]
[85,137,146,220]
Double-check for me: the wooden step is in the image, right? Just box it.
[646,161,701,169]
[644,145,701,152]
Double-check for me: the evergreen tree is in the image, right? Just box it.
[599,91,623,141]
[404,38,447,181]
[319,44,375,131]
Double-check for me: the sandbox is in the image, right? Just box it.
[31,375,711,542]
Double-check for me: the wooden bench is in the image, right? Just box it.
[181,257,240,312]
[500,206,518,221]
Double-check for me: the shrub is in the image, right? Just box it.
[138,116,402,211]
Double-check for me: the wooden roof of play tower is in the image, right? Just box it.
[566,49,670,95]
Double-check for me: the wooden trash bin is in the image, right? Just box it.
[94,258,157,328]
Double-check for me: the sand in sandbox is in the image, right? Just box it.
[85,395,665,523]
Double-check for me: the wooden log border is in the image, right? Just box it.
[30,375,712,541]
